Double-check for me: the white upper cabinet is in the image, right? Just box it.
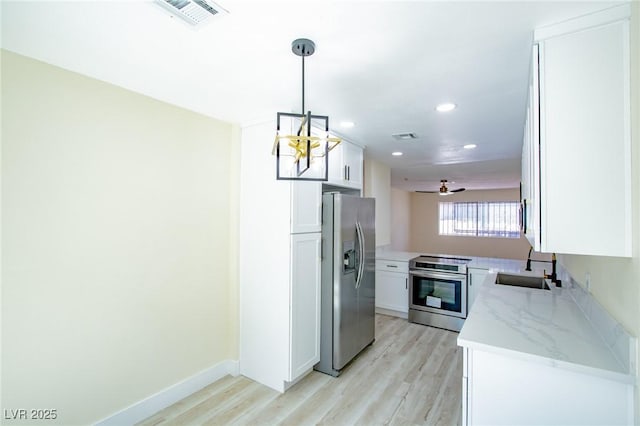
[523,5,631,257]
[342,141,363,188]
[521,44,542,250]
[328,140,363,189]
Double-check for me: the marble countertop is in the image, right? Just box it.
[375,249,422,263]
[458,274,634,384]
[374,249,542,274]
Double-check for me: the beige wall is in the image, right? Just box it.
[1,50,238,424]
[364,156,391,247]
[558,3,640,419]
[409,188,539,260]
[390,187,411,251]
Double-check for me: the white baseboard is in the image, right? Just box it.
[95,359,239,426]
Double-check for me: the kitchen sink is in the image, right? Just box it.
[495,273,550,290]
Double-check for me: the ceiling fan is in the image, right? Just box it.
[416,179,466,195]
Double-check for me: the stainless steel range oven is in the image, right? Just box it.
[408,255,470,332]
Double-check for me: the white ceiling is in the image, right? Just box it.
[1,0,623,191]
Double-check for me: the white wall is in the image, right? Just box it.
[390,187,410,251]
[1,50,238,424]
[364,156,391,247]
[557,3,640,419]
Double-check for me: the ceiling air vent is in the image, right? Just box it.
[155,0,227,26]
[392,132,418,141]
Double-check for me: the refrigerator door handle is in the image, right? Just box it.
[355,221,365,289]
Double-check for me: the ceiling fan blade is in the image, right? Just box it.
[450,188,466,193]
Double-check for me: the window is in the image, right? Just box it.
[439,201,520,238]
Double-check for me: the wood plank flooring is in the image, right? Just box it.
[139,314,462,426]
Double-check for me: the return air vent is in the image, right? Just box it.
[392,132,418,141]
[155,0,227,26]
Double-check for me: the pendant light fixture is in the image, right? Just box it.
[272,38,341,181]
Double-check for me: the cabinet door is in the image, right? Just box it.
[375,270,409,313]
[522,44,541,250]
[289,233,321,381]
[521,103,531,241]
[468,268,488,312]
[537,16,631,256]
[291,181,321,234]
[327,140,363,190]
[327,142,345,184]
[343,141,363,188]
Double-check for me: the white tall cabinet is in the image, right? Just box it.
[239,120,363,392]
[522,5,632,257]
[239,120,322,392]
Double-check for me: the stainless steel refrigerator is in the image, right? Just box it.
[315,193,375,377]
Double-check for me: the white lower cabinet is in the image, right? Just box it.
[467,268,488,313]
[463,348,633,425]
[462,348,470,426]
[375,260,409,317]
[289,233,321,380]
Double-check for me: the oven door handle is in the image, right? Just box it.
[355,221,365,289]
[409,269,466,282]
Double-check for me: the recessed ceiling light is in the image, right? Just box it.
[392,151,403,156]
[463,144,477,149]
[436,103,457,112]
[340,121,355,128]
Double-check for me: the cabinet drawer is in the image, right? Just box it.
[375,260,408,273]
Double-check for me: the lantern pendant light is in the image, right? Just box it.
[272,38,341,181]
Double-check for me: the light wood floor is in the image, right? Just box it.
[139,314,462,426]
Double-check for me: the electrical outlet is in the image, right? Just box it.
[585,273,591,292]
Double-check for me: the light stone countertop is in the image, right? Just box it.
[458,274,634,384]
[375,249,422,263]
[374,248,541,274]
[374,249,634,384]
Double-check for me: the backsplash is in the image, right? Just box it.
[557,263,638,376]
